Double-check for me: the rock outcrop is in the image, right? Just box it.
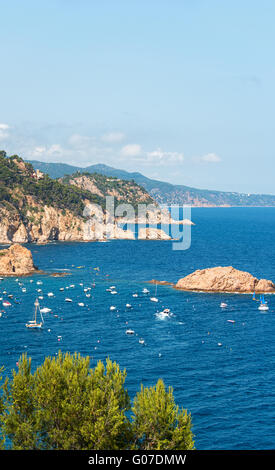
[175,266,275,293]
[138,227,171,240]
[0,244,38,276]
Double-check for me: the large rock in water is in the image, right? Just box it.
[175,266,275,293]
[0,244,38,276]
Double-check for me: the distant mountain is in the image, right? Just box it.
[28,159,275,207]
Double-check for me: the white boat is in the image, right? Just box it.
[155,309,171,320]
[110,291,117,295]
[142,288,150,294]
[3,301,11,307]
[139,338,145,344]
[59,288,64,291]
[26,299,44,329]
[220,302,228,308]
[150,283,159,302]
[126,329,135,335]
[258,303,269,311]
[78,302,85,307]
[126,303,132,308]
[132,293,138,298]
[65,298,73,302]
[40,307,52,314]
[48,292,54,297]
[110,306,116,311]
[258,295,269,311]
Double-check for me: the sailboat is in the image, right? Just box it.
[150,283,159,302]
[26,299,44,329]
[258,295,269,311]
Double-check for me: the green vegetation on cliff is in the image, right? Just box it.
[0,151,154,219]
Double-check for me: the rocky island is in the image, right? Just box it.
[175,266,275,293]
[0,244,38,276]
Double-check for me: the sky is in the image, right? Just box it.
[0,0,274,194]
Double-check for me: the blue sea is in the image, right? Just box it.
[0,208,275,450]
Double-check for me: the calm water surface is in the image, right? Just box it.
[0,208,275,449]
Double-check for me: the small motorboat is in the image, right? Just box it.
[65,298,73,302]
[139,338,145,344]
[142,288,150,294]
[78,302,85,307]
[126,303,132,308]
[110,306,116,311]
[155,309,171,320]
[48,292,54,297]
[126,329,135,335]
[132,293,138,298]
[220,302,228,308]
[3,301,11,307]
[40,307,52,314]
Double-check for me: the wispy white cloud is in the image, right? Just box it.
[0,123,10,141]
[120,144,142,157]
[200,153,222,163]
[68,133,96,149]
[101,131,125,143]
[192,152,222,164]
[146,148,184,164]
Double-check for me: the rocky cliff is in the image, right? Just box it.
[175,266,275,293]
[0,152,168,243]
[0,244,38,275]
[138,227,171,240]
